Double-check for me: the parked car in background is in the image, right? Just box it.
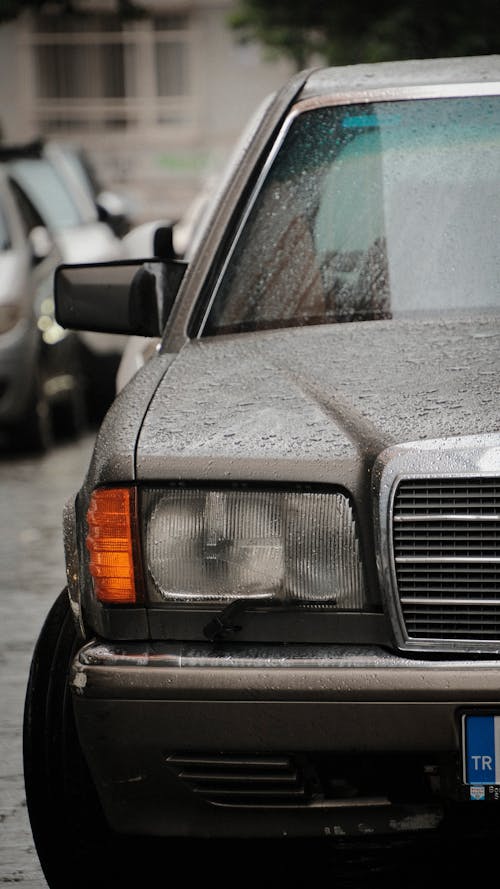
[24,56,500,887]
[44,139,134,239]
[0,164,85,451]
[2,140,128,422]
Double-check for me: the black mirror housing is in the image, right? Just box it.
[153,223,176,259]
[54,258,187,338]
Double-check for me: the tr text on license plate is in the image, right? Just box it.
[463,713,500,786]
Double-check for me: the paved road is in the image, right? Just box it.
[0,432,95,886]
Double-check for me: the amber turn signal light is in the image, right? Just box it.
[86,487,141,604]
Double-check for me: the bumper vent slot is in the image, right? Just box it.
[165,753,310,806]
[392,477,500,642]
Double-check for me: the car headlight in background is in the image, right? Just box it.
[37,296,67,345]
[86,486,367,609]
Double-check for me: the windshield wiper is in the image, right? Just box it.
[203,597,277,642]
[203,595,337,642]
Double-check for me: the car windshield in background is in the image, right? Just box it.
[203,95,500,336]
[0,202,10,250]
[9,158,84,230]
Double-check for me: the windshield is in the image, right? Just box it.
[8,157,84,230]
[203,95,500,335]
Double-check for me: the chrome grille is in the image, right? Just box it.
[392,478,500,641]
[165,753,310,805]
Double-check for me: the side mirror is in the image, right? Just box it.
[153,223,176,259]
[29,225,52,262]
[54,258,187,338]
[121,219,177,261]
[96,190,131,238]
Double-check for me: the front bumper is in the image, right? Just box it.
[71,641,500,838]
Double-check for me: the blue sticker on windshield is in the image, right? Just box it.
[342,114,402,129]
[342,115,379,128]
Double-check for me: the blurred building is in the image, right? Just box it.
[0,0,293,222]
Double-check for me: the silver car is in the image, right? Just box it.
[0,165,84,450]
[5,141,127,423]
[24,56,500,886]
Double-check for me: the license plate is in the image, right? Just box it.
[462,713,500,786]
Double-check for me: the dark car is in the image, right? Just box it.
[0,164,85,450]
[24,56,500,886]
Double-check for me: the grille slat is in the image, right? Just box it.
[392,477,500,643]
[165,753,309,805]
[178,769,299,784]
[397,556,500,564]
[192,786,307,799]
[394,512,500,524]
[401,597,500,605]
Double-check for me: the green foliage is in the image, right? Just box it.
[229,0,500,69]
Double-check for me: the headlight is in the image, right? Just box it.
[142,487,367,608]
[0,303,22,334]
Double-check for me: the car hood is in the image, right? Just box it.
[136,314,499,487]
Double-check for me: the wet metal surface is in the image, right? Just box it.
[136,316,499,484]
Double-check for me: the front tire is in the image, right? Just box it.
[23,592,243,887]
[23,591,132,888]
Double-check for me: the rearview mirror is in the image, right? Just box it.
[54,258,187,338]
[153,223,176,260]
[29,225,52,262]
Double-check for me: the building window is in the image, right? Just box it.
[29,13,193,134]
